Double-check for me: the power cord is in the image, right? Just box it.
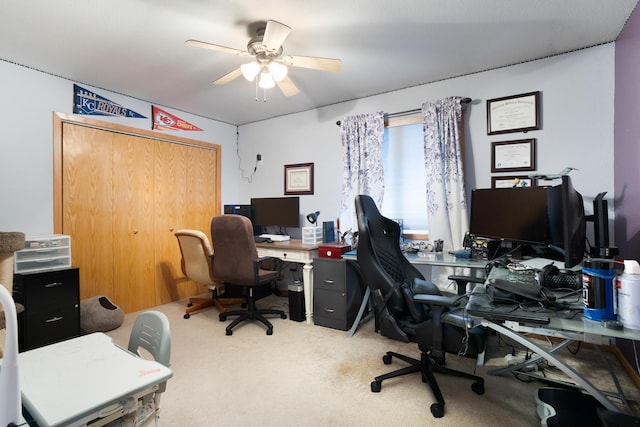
[235,126,259,183]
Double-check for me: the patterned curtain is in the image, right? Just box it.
[421,97,468,250]
[339,112,385,238]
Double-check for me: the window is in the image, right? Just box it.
[380,122,429,237]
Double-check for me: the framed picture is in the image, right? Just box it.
[284,163,314,195]
[487,91,540,135]
[491,175,537,189]
[491,139,536,173]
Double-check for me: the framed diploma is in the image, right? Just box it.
[491,175,536,189]
[491,139,536,173]
[284,163,314,195]
[487,91,540,135]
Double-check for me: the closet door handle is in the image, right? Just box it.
[133,229,139,234]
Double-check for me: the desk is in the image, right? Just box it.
[343,251,488,294]
[255,239,319,324]
[17,332,173,427]
[342,250,488,336]
[466,267,640,413]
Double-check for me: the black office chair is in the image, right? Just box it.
[210,214,286,335]
[354,194,486,418]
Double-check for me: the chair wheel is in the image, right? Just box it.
[183,313,190,319]
[471,381,485,395]
[371,381,381,392]
[226,330,233,336]
[187,302,193,307]
[267,329,273,335]
[281,313,287,319]
[430,403,444,418]
[382,354,392,365]
[219,314,227,321]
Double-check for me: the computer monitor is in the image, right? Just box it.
[546,176,586,268]
[251,197,300,229]
[469,187,549,244]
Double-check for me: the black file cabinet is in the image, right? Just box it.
[13,267,80,351]
[313,258,366,331]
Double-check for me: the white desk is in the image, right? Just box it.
[256,239,319,324]
[17,333,173,427]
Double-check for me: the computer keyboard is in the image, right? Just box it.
[259,234,290,242]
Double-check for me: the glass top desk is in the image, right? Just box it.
[466,266,640,413]
[342,250,488,336]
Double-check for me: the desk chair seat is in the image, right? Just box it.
[211,215,286,336]
[175,229,246,319]
[355,194,486,418]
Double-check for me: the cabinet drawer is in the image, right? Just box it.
[314,289,347,320]
[314,258,347,292]
[14,268,80,310]
[20,307,80,351]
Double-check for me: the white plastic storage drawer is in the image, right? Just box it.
[302,227,322,245]
[14,235,72,274]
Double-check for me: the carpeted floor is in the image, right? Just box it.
[104,294,640,427]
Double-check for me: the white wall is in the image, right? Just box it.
[1,43,615,239]
[236,44,615,237]
[0,61,238,235]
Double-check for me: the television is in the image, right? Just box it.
[546,176,586,268]
[469,187,549,245]
[251,197,300,229]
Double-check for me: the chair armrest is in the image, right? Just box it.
[448,275,485,284]
[413,293,458,308]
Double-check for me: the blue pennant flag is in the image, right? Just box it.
[73,84,147,118]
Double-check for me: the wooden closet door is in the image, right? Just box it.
[112,134,155,313]
[62,123,115,301]
[153,141,193,305]
[186,146,219,233]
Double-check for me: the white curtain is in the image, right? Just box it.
[338,112,385,237]
[421,97,468,250]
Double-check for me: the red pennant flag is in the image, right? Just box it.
[152,106,203,131]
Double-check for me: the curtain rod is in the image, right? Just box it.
[335,97,471,126]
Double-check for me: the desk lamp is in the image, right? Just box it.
[0,285,20,427]
[306,211,320,225]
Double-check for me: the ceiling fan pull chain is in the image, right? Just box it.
[263,87,268,103]
[254,78,258,102]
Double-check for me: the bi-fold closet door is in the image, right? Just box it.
[55,114,220,313]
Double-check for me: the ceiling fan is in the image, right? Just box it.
[185,20,341,97]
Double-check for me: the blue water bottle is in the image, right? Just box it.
[582,259,616,321]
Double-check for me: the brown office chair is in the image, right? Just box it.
[174,229,246,319]
[210,214,286,335]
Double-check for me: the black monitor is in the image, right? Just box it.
[251,197,300,229]
[469,187,549,244]
[546,176,586,268]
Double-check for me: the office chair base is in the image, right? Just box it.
[370,351,484,419]
[219,302,287,335]
[183,295,247,319]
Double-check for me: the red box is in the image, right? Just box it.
[318,244,351,259]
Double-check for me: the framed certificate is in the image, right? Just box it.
[284,163,314,195]
[487,91,540,135]
[491,139,536,173]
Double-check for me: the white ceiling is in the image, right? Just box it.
[1,0,637,125]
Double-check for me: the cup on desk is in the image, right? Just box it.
[434,239,444,252]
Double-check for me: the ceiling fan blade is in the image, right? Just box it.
[185,39,249,57]
[262,20,291,52]
[276,76,300,97]
[212,68,243,85]
[281,55,341,72]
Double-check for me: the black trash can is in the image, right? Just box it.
[288,280,305,322]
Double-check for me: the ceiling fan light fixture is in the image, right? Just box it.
[240,62,260,81]
[259,70,276,89]
[268,62,288,81]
